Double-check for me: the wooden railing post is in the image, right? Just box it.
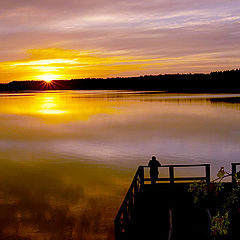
[133,181,138,201]
[205,164,210,183]
[169,166,174,184]
[115,221,120,240]
[139,166,144,186]
[232,163,237,184]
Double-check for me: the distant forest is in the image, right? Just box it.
[0,69,240,92]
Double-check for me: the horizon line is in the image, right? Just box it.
[1,68,239,84]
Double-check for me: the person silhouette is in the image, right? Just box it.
[148,156,161,184]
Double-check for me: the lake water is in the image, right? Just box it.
[0,90,239,239]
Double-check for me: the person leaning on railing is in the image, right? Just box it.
[148,156,161,184]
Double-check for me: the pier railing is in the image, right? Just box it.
[114,164,210,239]
[114,166,144,240]
[142,164,211,184]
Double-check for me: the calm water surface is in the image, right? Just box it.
[0,91,240,239]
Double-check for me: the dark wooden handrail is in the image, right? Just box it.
[142,164,211,184]
[142,164,210,167]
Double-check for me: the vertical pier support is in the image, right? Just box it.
[169,166,174,184]
[232,163,237,184]
[205,164,210,183]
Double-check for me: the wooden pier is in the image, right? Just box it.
[114,163,240,240]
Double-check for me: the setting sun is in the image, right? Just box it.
[40,74,58,82]
[44,77,52,83]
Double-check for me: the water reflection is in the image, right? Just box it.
[0,91,239,239]
[210,97,240,111]
[0,91,118,122]
[0,158,124,240]
[38,95,67,115]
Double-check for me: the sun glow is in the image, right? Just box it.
[40,74,58,82]
[43,76,53,82]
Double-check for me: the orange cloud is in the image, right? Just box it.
[0,48,141,82]
[0,48,173,82]
[1,47,239,83]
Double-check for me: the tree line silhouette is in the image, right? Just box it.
[0,69,239,92]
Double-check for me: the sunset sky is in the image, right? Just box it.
[0,0,240,82]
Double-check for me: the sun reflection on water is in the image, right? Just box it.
[0,91,119,122]
[38,96,67,115]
